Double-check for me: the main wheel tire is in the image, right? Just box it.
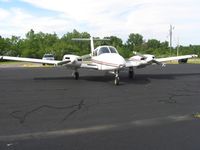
[129,71,134,79]
[114,77,119,85]
[128,67,134,79]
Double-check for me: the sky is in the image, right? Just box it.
[0,0,200,46]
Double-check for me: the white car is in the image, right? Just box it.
[42,54,55,65]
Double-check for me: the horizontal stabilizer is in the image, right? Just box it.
[72,38,110,41]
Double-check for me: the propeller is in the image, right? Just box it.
[152,59,166,67]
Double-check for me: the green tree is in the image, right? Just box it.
[22,29,40,57]
[126,33,144,52]
[0,29,198,59]
[8,36,22,56]
[22,29,59,58]
[147,39,160,49]
[0,36,7,55]
[57,30,90,58]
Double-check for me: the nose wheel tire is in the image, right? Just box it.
[73,72,79,80]
[114,76,120,85]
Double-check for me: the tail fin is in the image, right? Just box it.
[72,37,94,56]
[72,37,110,56]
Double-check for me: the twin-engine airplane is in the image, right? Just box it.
[0,37,198,85]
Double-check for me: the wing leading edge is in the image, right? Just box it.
[0,56,70,66]
[155,54,198,62]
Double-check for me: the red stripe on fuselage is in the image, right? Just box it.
[91,59,119,67]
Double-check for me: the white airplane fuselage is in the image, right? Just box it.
[91,53,126,71]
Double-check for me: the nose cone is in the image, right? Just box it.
[112,54,126,68]
[95,53,126,70]
[119,56,126,68]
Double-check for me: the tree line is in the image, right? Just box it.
[0,29,199,59]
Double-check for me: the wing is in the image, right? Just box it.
[0,55,98,69]
[155,54,198,62]
[0,56,70,66]
[125,54,198,68]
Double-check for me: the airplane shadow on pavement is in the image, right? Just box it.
[33,72,200,85]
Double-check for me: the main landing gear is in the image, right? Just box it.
[114,70,120,85]
[128,67,135,79]
[72,68,134,85]
[113,68,134,86]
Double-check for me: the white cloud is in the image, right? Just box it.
[0,8,10,20]
[0,7,75,37]
[0,0,200,45]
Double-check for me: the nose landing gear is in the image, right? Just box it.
[73,69,79,80]
[74,72,79,80]
[114,70,120,85]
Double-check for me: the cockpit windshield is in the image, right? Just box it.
[109,46,117,53]
[97,46,118,56]
[97,47,110,55]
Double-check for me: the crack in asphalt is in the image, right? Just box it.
[9,98,125,125]
[168,93,191,103]
[159,92,198,104]
[158,84,200,104]
[10,100,85,124]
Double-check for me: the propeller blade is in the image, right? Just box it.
[56,60,71,65]
[152,60,166,67]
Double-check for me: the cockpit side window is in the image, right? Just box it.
[109,47,117,53]
[97,47,110,55]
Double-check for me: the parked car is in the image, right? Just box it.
[42,54,55,65]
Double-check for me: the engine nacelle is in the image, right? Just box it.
[129,54,155,62]
[62,54,82,67]
[143,54,155,62]
[129,55,144,61]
